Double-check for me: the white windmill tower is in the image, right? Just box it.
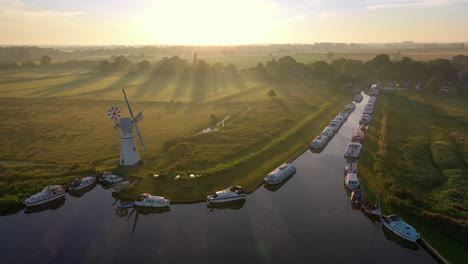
[107,89,147,166]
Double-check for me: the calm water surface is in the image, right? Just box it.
[0,94,437,264]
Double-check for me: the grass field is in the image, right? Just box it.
[0,69,351,212]
[358,91,468,263]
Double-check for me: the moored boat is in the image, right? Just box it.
[351,189,363,203]
[354,94,363,102]
[310,135,328,149]
[99,172,124,184]
[134,193,170,207]
[344,162,357,174]
[23,185,66,207]
[265,163,296,184]
[352,131,365,143]
[344,173,360,190]
[381,214,420,242]
[344,103,356,112]
[68,176,96,191]
[361,201,381,218]
[321,126,335,137]
[207,185,246,203]
[344,142,362,158]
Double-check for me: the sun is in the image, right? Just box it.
[132,0,279,45]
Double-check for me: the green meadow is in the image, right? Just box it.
[358,91,468,263]
[0,68,350,211]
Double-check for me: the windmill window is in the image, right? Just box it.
[133,147,136,151]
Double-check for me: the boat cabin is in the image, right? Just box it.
[345,173,360,190]
[352,131,365,143]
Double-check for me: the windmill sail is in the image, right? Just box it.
[122,89,147,152]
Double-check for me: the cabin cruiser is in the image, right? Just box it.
[344,142,362,158]
[368,96,377,103]
[207,185,246,203]
[68,177,96,191]
[335,116,345,124]
[344,162,358,174]
[359,115,371,124]
[366,102,374,108]
[134,193,170,208]
[321,126,335,137]
[351,190,363,203]
[381,214,420,242]
[310,135,328,149]
[338,111,349,120]
[329,119,341,128]
[344,103,356,112]
[344,173,360,190]
[23,185,66,207]
[363,109,373,115]
[359,124,368,132]
[352,131,365,143]
[354,94,363,102]
[99,172,124,184]
[265,163,296,184]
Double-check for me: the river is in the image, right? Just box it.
[0,93,437,264]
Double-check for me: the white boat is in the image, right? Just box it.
[363,109,373,115]
[68,177,96,191]
[368,97,377,103]
[354,94,363,101]
[365,103,374,110]
[344,162,358,174]
[359,115,371,124]
[344,173,360,190]
[344,142,362,158]
[329,119,341,128]
[23,185,66,207]
[344,103,356,112]
[310,135,328,149]
[338,111,349,120]
[265,163,296,184]
[134,193,170,207]
[321,126,335,137]
[207,185,246,203]
[100,172,124,184]
[381,215,420,242]
[335,116,345,123]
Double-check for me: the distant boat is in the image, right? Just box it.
[310,135,328,149]
[344,103,356,113]
[351,190,363,203]
[23,185,66,207]
[344,173,360,190]
[361,193,381,218]
[381,214,420,242]
[344,142,362,158]
[68,176,96,191]
[207,185,246,203]
[344,162,357,174]
[99,172,124,184]
[354,94,363,102]
[134,193,170,208]
[265,163,296,184]
[352,131,365,143]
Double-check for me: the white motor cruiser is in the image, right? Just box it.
[344,103,356,112]
[344,173,360,190]
[100,172,124,184]
[329,119,342,128]
[68,177,96,191]
[344,142,362,158]
[265,163,296,184]
[344,162,358,174]
[23,185,66,207]
[321,126,335,137]
[338,111,349,120]
[381,214,420,242]
[354,94,363,102]
[310,135,328,149]
[207,185,246,203]
[359,115,371,124]
[134,193,170,207]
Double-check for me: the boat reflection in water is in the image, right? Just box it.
[207,199,246,211]
[24,197,66,214]
[263,171,296,192]
[382,225,419,250]
[68,183,96,197]
[127,206,171,235]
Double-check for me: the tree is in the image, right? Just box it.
[267,89,277,97]
[40,56,51,66]
[326,52,335,61]
[136,60,151,72]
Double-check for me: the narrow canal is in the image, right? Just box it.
[0,93,437,264]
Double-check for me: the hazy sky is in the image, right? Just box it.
[1,0,467,45]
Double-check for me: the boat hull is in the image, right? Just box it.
[207,195,246,203]
[23,193,66,207]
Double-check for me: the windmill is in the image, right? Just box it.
[107,89,147,166]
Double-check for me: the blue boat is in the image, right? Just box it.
[381,214,420,242]
[351,190,363,203]
[119,202,135,208]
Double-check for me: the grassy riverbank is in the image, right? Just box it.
[359,91,468,263]
[0,69,352,212]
